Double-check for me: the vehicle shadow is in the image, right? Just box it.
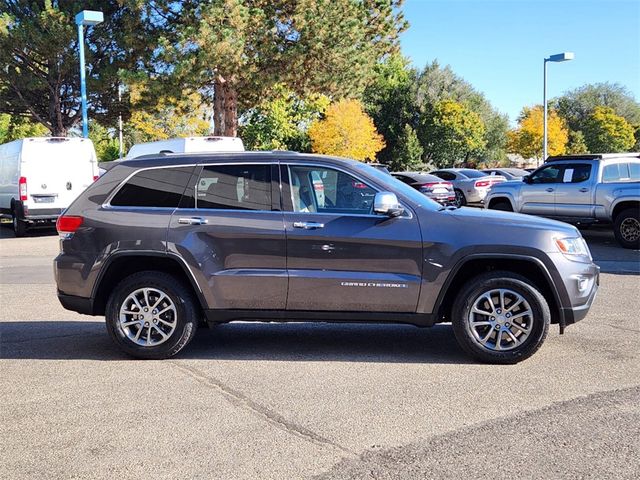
[0,224,57,239]
[0,321,473,364]
[581,227,640,274]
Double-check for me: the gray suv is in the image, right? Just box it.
[54,152,599,364]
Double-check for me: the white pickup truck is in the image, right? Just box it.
[485,154,640,249]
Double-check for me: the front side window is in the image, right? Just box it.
[561,164,591,183]
[110,167,194,207]
[196,164,271,211]
[530,165,564,184]
[288,165,377,214]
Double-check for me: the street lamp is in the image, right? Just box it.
[543,52,574,161]
[75,10,104,138]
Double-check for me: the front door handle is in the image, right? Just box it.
[579,187,589,192]
[178,217,208,225]
[293,221,325,230]
[545,188,554,192]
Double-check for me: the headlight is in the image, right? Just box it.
[554,236,591,260]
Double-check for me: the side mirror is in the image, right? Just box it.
[523,175,531,184]
[374,191,404,217]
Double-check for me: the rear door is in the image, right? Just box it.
[167,161,287,310]
[282,162,423,312]
[22,138,96,211]
[553,163,595,217]
[521,163,564,215]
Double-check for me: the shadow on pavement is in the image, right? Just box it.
[581,227,640,274]
[0,223,57,239]
[0,321,472,364]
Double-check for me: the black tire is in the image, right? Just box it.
[12,208,27,237]
[613,207,640,249]
[105,271,199,359]
[451,271,550,364]
[489,200,513,212]
[454,189,467,207]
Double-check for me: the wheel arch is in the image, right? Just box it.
[611,199,640,221]
[434,254,566,330]
[92,252,206,316]
[487,196,514,210]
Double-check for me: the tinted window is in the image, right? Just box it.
[289,165,376,214]
[196,164,271,210]
[561,164,591,183]
[432,171,456,181]
[110,167,193,207]
[458,169,486,179]
[629,162,640,180]
[530,165,564,184]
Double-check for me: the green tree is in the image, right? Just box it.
[161,0,407,137]
[362,53,416,167]
[0,114,48,144]
[240,84,330,152]
[582,106,636,153]
[413,61,508,164]
[566,130,589,155]
[388,124,423,171]
[419,100,486,168]
[554,83,640,133]
[0,1,156,136]
[88,122,120,162]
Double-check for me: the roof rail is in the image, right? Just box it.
[546,152,640,162]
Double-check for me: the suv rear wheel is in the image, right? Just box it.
[613,207,640,249]
[451,271,550,364]
[105,271,199,359]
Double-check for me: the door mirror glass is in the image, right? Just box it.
[373,192,404,217]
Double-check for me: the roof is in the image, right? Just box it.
[546,153,640,162]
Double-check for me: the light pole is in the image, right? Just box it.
[75,10,104,138]
[543,52,574,161]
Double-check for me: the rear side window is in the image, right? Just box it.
[603,162,640,182]
[110,167,194,207]
[196,164,271,210]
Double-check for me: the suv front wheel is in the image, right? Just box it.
[105,271,199,359]
[452,271,550,364]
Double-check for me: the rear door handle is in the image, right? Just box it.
[579,187,589,192]
[178,217,208,225]
[545,188,554,192]
[293,221,325,229]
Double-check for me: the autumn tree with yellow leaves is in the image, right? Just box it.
[308,99,385,161]
[508,105,568,161]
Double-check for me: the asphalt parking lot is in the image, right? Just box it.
[1,225,639,479]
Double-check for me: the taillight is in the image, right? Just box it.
[93,175,99,182]
[56,215,83,238]
[475,180,490,187]
[352,181,368,189]
[421,182,452,190]
[19,177,27,201]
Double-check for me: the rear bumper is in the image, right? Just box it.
[57,291,94,316]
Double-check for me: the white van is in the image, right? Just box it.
[0,137,98,236]
[126,136,244,159]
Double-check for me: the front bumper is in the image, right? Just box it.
[562,266,599,326]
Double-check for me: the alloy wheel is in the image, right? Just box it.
[466,288,533,351]
[118,288,177,346]
[620,217,640,242]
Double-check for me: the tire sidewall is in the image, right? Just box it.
[106,273,197,359]
[455,189,466,207]
[452,274,550,364]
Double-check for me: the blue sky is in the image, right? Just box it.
[400,0,640,123]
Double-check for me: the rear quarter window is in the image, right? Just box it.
[602,163,637,183]
[110,167,194,207]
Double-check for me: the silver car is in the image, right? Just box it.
[482,168,530,181]
[430,168,506,207]
[392,172,456,205]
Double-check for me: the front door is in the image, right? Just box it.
[521,164,564,215]
[167,161,287,310]
[282,163,423,312]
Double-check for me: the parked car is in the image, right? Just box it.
[126,136,244,159]
[482,168,530,181]
[392,172,456,205]
[0,137,99,237]
[369,163,391,174]
[485,153,640,249]
[430,168,506,207]
[55,151,599,364]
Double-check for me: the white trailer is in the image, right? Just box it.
[125,136,245,159]
[0,137,98,236]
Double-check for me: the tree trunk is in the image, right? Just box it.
[212,75,238,137]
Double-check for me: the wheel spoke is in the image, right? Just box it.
[152,293,167,309]
[506,298,523,313]
[480,329,494,345]
[510,322,530,334]
[509,310,531,321]
[121,319,142,327]
[143,289,152,308]
[131,296,143,311]
[499,290,506,310]
[471,306,492,316]
[471,320,492,326]
[134,325,144,341]
[158,318,175,327]
[153,324,168,339]
[505,329,519,344]
[494,331,502,350]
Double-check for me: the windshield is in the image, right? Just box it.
[354,163,441,211]
[459,169,487,178]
